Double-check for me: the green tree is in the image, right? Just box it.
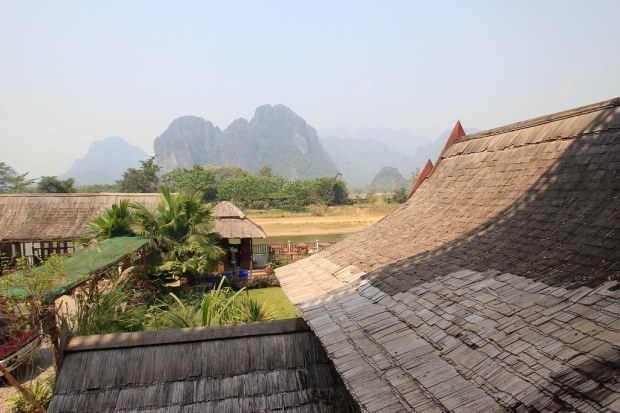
[131,187,223,278]
[37,176,75,193]
[209,164,248,182]
[161,165,218,201]
[281,179,316,210]
[313,175,348,206]
[0,162,34,193]
[389,187,408,204]
[118,157,161,193]
[218,174,287,208]
[85,200,134,239]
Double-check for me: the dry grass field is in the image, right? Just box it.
[247,203,400,236]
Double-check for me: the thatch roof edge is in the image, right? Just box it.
[65,318,308,353]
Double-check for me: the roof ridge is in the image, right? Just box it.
[64,319,309,352]
[0,193,160,197]
[460,97,619,142]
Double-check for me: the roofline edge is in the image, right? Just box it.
[63,318,309,353]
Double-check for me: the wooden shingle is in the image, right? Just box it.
[277,98,620,412]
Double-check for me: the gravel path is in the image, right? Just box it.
[0,340,55,412]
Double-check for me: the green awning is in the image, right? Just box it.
[1,236,149,301]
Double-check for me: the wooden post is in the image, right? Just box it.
[0,363,47,413]
[45,304,60,363]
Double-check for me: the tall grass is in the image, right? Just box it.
[66,279,149,336]
[147,278,277,330]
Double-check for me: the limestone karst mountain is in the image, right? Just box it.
[154,105,339,179]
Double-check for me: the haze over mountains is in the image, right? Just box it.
[60,104,479,187]
[60,137,149,185]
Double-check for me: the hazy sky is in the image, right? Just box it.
[1,1,619,177]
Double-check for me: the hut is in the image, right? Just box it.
[48,319,360,412]
[0,193,159,264]
[276,98,620,412]
[212,201,267,271]
[0,194,263,271]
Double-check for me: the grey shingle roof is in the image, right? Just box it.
[49,319,360,413]
[277,98,620,412]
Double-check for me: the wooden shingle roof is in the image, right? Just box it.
[277,98,620,412]
[49,319,360,413]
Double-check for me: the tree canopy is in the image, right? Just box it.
[37,176,75,193]
[118,157,161,193]
[0,162,34,193]
[162,165,349,210]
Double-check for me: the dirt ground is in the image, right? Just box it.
[248,204,399,236]
[0,340,55,412]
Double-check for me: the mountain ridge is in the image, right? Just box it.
[154,104,339,179]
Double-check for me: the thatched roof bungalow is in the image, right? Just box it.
[0,193,160,262]
[212,201,266,270]
[0,194,264,270]
[276,98,620,412]
[49,319,359,413]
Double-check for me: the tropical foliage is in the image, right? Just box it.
[147,278,276,329]
[65,279,151,336]
[84,199,134,238]
[130,187,223,278]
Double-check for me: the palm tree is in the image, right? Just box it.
[131,187,223,277]
[85,200,134,239]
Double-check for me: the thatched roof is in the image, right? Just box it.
[212,201,267,239]
[277,98,620,412]
[49,319,359,413]
[0,193,160,242]
[0,194,265,242]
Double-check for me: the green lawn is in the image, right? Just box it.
[245,287,300,319]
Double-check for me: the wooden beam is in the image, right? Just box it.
[65,318,310,353]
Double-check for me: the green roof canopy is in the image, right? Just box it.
[1,236,149,301]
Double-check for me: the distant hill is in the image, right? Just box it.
[320,136,416,186]
[367,167,408,193]
[320,126,427,156]
[320,126,481,186]
[154,105,339,179]
[61,137,149,185]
